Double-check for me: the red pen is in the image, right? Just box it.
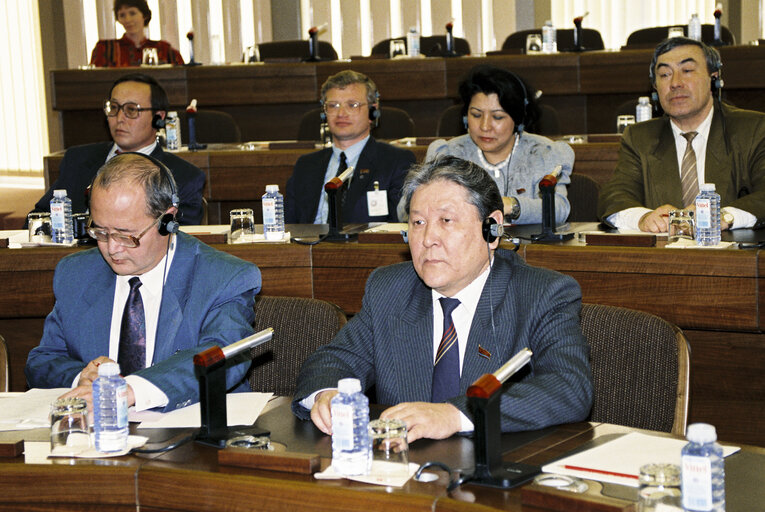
[563,464,639,480]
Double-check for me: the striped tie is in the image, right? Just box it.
[680,132,699,208]
[431,297,461,403]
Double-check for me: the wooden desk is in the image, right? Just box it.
[50,46,765,147]
[42,141,620,225]
[1,402,763,511]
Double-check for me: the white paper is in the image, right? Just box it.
[541,432,740,488]
[0,389,70,430]
[314,461,420,488]
[135,392,272,429]
[366,189,389,217]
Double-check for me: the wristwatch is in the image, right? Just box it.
[721,208,734,228]
[507,197,521,221]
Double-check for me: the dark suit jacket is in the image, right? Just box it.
[32,143,206,225]
[25,232,260,412]
[284,138,415,223]
[598,102,765,227]
[292,249,593,432]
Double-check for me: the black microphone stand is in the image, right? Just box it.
[325,182,357,242]
[531,173,574,242]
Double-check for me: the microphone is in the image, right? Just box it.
[186,31,200,66]
[573,12,588,51]
[467,348,532,399]
[193,328,273,369]
[323,166,354,191]
[539,165,562,189]
[445,22,455,56]
[309,23,329,36]
[713,3,723,46]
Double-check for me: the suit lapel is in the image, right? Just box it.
[704,106,732,188]
[153,235,192,362]
[389,278,434,402]
[646,119,684,207]
[80,258,116,362]
[310,149,334,221]
[343,138,375,219]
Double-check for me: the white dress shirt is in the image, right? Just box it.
[313,136,369,224]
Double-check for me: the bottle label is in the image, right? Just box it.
[50,203,65,229]
[263,198,276,224]
[332,403,354,450]
[696,199,711,229]
[682,455,713,510]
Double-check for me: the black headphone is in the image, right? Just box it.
[320,90,382,126]
[462,70,530,135]
[649,43,724,102]
[482,217,503,243]
[90,152,180,236]
[152,112,166,129]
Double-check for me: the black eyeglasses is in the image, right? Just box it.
[103,100,153,119]
[87,216,162,248]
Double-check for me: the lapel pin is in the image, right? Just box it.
[478,345,492,359]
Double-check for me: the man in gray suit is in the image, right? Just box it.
[293,156,592,442]
[598,37,765,232]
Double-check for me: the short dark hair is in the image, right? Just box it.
[320,70,379,105]
[109,73,169,112]
[93,153,177,218]
[401,155,503,221]
[113,0,151,26]
[458,64,538,133]
[649,37,722,86]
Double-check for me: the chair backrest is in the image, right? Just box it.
[256,40,338,61]
[296,106,415,141]
[567,173,601,222]
[0,335,8,393]
[625,24,735,48]
[176,110,242,143]
[248,296,347,396]
[502,28,604,52]
[371,35,470,57]
[581,303,690,436]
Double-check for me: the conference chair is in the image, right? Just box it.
[502,28,605,52]
[176,110,242,143]
[248,296,347,396]
[370,35,471,57]
[435,103,561,137]
[296,106,416,141]
[567,174,601,222]
[625,24,735,48]
[255,40,338,61]
[0,335,8,393]
[581,303,690,436]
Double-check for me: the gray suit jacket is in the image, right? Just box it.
[25,232,260,411]
[598,102,765,227]
[292,249,593,432]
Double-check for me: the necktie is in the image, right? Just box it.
[118,277,146,376]
[432,297,461,403]
[335,152,347,177]
[680,132,699,208]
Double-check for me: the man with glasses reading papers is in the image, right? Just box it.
[26,153,260,412]
[29,73,205,225]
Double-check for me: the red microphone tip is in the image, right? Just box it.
[446,22,453,30]
[186,31,194,40]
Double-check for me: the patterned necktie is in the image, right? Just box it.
[680,132,699,207]
[432,297,461,403]
[118,277,146,376]
[335,152,348,177]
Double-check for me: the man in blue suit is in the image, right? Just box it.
[30,73,205,225]
[285,70,415,224]
[293,156,592,442]
[26,153,260,412]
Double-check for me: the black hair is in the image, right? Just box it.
[113,0,152,26]
[649,37,722,86]
[109,73,169,112]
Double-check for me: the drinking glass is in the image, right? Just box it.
[638,463,682,511]
[369,419,409,482]
[27,212,52,243]
[526,34,542,53]
[389,40,406,58]
[668,209,694,242]
[229,208,256,244]
[142,48,159,65]
[667,27,685,39]
[50,397,90,456]
[617,115,636,134]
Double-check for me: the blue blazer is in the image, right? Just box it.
[292,249,593,432]
[285,137,415,224]
[25,232,261,412]
[32,142,206,225]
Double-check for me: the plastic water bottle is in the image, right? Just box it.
[407,27,420,57]
[636,96,652,123]
[695,183,721,246]
[542,20,557,53]
[262,184,285,241]
[93,362,129,453]
[50,189,74,244]
[331,378,371,476]
[689,14,702,41]
[682,423,725,512]
[165,111,181,150]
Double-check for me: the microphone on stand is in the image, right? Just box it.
[324,167,357,241]
[186,31,201,66]
[713,3,724,46]
[444,22,457,57]
[531,165,574,242]
[572,11,589,52]
[185,99,206,151]
[306,23,329,62]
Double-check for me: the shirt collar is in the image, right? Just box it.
[108,141,158,161]
[115,234,176,298]
[432,261,492,317]
[475,135,518,174]
[670,104,714,140]
[333,135,369,165]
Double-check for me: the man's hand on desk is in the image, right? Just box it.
[78,356,115,387]
[380,402,461,443]
[311,389,339,435]
[60,379,137,412]
[638,204,675,233]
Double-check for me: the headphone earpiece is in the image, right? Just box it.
[368,105,380,121]
[152,113,165,130]
[400,230,408,243]
[158,213,179,236]
[462,115,468,130]
[482,217,503,243]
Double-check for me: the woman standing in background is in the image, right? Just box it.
[90,0,184,67]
